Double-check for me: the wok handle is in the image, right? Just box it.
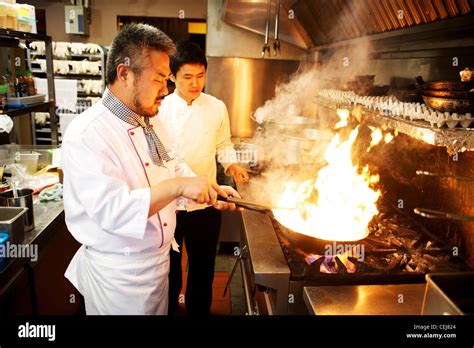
[217,196,270,211]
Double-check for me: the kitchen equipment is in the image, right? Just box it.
[421,95,474,113]
[389,88,423,103]
[460,67,473,82]
[414,207,474,222]
[0,188,35,231]
[15,151,41,175]
[416,170,474,181]
[420,89,474,99]
[0,206,28,244]
[234,143,260,169]
[415,76,474,91]
[264,116,317,133]
[421,272,474,315]
[218,196,295,211]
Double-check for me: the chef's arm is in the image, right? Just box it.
[215,104,249,184]
[148,177,230,217]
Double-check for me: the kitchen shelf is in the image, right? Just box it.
[315,96,474,155]
[3,102,51,117]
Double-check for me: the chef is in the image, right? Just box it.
[62,24,239,315]
[159,41,249,316]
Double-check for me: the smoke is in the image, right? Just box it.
[253,64,319,123]
[245,2,382,207]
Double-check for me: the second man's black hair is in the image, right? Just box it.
[170,41,207,76]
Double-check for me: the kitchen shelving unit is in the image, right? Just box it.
[28,41,107,144]
[315,95,474,155]
[0,29,58,145]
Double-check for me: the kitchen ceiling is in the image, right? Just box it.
[223,0,474,49]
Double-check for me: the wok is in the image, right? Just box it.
[275,217,366,256]
[415,76,474,92]
[422,95,474,113]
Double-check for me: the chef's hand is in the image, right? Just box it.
[213,185,244,211]
[179,177,221,205]
[227,164,250,184]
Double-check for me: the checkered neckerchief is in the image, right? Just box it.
[102,88,172,167]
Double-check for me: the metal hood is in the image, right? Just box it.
[222,0,474,49]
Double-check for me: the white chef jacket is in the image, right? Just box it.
[158,91,237,184]
[62,93,194,314]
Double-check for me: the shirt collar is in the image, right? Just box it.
[173,90,203,107]
[102,87,144,121]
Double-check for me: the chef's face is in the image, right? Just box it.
[173,64,206,104]
[130,50,171,117]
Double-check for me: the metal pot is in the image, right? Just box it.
[264,116,317,133]
[0,188,35,231]
[283,129,333,164]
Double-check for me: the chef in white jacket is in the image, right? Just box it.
[62,24,239,315]
[159,41,249,316]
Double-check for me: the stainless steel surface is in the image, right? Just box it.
[222,0,311,49]
[240,257,258,315]
[240,209,290,314]
[205,57,300,138]
[421,273,474,315]
[414,207,474,222]
[0,189,35,232]
[304,284,426,315]
[0,207,28,244]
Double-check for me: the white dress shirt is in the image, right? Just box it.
[158,91,237,185]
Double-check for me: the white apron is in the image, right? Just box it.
[66,244,171,315]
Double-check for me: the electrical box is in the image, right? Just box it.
[64,6,90,35]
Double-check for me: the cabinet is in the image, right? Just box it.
[28,41,106,144]
[0,29,57,145]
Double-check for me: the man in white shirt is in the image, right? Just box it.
[62,24,239,315]
[159,41,249,316]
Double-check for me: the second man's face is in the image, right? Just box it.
[173,64,206,104]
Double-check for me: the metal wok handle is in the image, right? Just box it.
[414,208,474,222]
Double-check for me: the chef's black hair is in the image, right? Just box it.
[106,23,175,85]
[170,41,207,76]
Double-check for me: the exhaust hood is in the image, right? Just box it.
[222,0,474,49]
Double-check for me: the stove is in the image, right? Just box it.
[239,204,472,315]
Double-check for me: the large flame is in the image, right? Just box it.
[273,113,381,242]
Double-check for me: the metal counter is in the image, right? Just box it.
[303,284,426,315]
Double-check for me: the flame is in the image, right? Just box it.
[384,133,394,144]
[367,127,383,151]
[273,117,381,242]
[305,249,358,274]
[335,108,350,129]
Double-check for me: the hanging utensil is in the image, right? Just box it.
[273,0,281,56]
[414,208,474,222]
[261,0,271,58]
[416,170,474,181]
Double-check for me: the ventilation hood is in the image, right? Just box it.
[222,0,474,49]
